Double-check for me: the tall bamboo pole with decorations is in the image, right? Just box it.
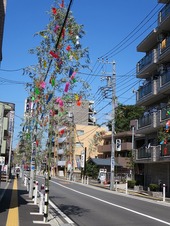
[22,0,90,221]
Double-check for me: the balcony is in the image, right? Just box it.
[136,49,158,78]
[98,144,111,153]
[98,142,132,153]
[137,29,158,52]
[57,160,66,166]
[136,80,158,106]
[57,149,64,155]
[137,112,157,134]
[158,3,170,28]
[135,145,161,163]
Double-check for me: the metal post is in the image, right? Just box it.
[163,184,166,202]
[34,181,38,204]
[126,180,128,195]
[115,181,117,192]
[110,61,116,191]
[44,187,49,222]
[32,180,36,200]
[39,191,44,214]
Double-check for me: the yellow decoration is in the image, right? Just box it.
[43,60,47,68]
[75,94,79,101]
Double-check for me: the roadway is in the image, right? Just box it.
[37,176,170,226]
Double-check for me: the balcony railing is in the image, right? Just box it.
[138,81,152,100]
[137,49,157,73]
[137,146,151,159]
[98,144,111,153]
[160,107,170,121]
[138,114,151,128]
[135,145,161,162]
[160,70,170,86]
[158,3,170,25]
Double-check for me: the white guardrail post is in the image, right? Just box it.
[163,184,166,202]
[34,181,38,204]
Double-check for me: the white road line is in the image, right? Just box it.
[51,180,170,225]
[49,199,74,224]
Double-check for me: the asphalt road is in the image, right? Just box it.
[38,177,170,226]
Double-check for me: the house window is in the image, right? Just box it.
[77,130,84,136]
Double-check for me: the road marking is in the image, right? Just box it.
[51,180,170,225]
[6,179,19,226]
[49,199,74,224]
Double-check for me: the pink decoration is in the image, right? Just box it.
[54,25,60,33]
[40,81,46,89]
[56,97,61,103]
[71,72,76,80]
[64,82,70,92]
[59,100,63,107]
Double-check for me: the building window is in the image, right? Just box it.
[75,142,84,148]
[161,38,167,50]
[75,155,81,169]
[77,130,84,136]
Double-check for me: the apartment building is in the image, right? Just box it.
[0,101,15,167]
[97,124,143,177]
[66,100,96,126]
[52,100,104,177]
[134,0,170,195]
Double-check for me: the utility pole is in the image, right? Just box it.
[100,60,116,191]
[131,125,135,180]
[110,61,116,191]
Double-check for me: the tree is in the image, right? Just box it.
[107,104,145,132]
[86,158,99,179]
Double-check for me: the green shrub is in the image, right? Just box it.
[128,180,136,188]
[149,184,159,191]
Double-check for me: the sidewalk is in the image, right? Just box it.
[0,176,65,226]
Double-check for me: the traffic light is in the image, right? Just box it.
[116,139,121,151]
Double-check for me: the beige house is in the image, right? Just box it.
[73,124,106,174]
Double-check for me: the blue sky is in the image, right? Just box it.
[1,0,161,147]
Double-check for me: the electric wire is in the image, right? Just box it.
[99,3,161,59]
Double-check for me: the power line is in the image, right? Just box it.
[99,3,161,59]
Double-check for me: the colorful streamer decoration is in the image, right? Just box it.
[60,0,64,8]
[64,82,70,92]
[69,67,74,77]
[49,76,55,87]
[66,45,71,51]
[52,7,57,14]
[49,50,59,59]
[46,93,53,104]
[40,81,46,89]
[54,25,60,33]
